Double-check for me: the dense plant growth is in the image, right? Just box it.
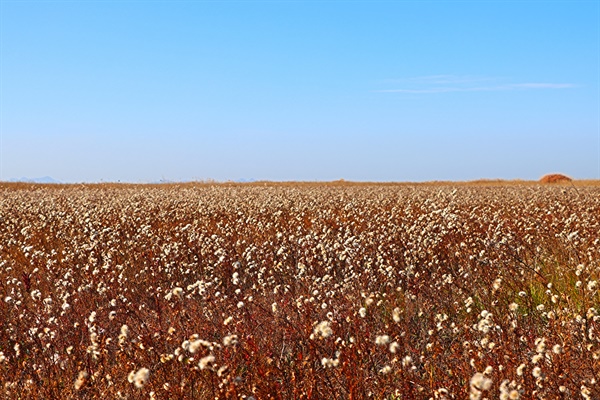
[1,182,599,399]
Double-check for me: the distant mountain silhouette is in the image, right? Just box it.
[151,179,176,184]
[7,176,61,184]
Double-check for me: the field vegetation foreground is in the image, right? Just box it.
[1,182,599,399]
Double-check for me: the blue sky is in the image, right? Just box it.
[1,0,598,182]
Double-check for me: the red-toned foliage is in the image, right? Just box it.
[540,174,572,183]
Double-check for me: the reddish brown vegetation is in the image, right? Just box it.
[539,174,572,183]
[0,183,599,399]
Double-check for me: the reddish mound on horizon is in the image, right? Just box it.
[540,173,572,183]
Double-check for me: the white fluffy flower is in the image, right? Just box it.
[375,335,390,345]
[132,367,150,388]
[313,321,333,338]
[199,355,215,370]
[470,372,492,391]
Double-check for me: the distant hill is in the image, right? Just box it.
[7,176,61,184]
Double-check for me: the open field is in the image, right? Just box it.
[1,182,600,399]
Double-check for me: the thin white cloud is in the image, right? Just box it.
[505,83,576,89]
[377,75,577,93]
[377,87,493,94]
[387,75,496,85]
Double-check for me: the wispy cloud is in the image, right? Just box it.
[504,83,576,89]
[376,75,577,94]
[385,75,496,85]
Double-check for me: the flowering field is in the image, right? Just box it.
[1,182,599,399]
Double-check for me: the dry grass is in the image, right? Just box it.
[1,182,599,399]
